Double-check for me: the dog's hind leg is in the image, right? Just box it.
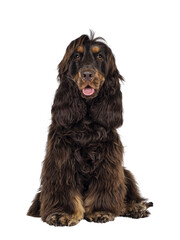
[121,168,153,218]
[27,191,41,217]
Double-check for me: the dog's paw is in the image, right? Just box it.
[121,201,153,219]
[85,211,115,223]
[46,212,82,226]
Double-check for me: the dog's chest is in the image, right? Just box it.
[69,121,109,146]
[74,143,104,194]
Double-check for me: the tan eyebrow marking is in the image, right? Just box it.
[77,46,84,53]
[92,46,100,53]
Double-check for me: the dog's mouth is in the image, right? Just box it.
[82,86,95,96]
[74,69,105,99]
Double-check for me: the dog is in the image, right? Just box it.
[27,32,153,226]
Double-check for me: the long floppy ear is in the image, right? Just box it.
[51,35,89,128]
[51,78,87,128]
[90,48,124,129]
[58,34,89,78]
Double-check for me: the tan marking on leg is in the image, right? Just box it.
[46,195,85,226]
[120,201,153,219]
[84,195,94,215]
[73,195,85,220]
[85,211,115,223]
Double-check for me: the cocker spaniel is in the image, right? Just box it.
[27,32,153,226]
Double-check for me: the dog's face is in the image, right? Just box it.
[68,42,108,99]
[56,33,124,128]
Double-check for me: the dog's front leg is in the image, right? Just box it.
[39,126,84,226]
[84,141,126,223]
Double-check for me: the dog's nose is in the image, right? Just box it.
[81,70,95,81]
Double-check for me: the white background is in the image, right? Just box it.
[0,0,180,239]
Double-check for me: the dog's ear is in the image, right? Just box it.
[51,35,90,128]
[90,48,124,129]
[58,35,89,79]
[51,79,87,128]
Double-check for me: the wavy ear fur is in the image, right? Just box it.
[51,78,87,128]
[51,35,90,128]
[58,34,89,79]
[90,48,124,129]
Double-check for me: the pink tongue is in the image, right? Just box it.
[82,87,95,96]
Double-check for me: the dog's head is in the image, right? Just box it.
[70,42,106,99]
[53,32,123,129]
[58,32,123,100]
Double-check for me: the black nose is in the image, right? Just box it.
[81,70,95,81]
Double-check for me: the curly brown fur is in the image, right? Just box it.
[27,32,153,226]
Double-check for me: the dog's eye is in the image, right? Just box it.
[97,54,103,60]
[74,53,81,61]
